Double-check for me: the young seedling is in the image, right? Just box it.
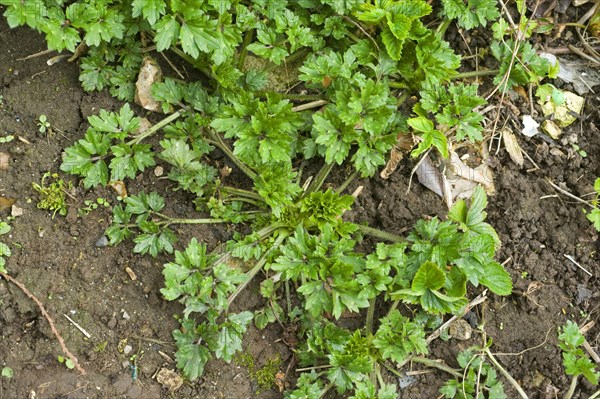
[0,221,11,274]
[1,367,13,379]
[37,114,51,135]
[57,355,75,370]
[584,178,600,231]
[558,320,599,399]
[78,197,110,217]
[0,134,14,143]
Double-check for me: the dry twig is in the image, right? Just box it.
[0,272,86,375]
[546,179,593,207]
[564,254,593,277]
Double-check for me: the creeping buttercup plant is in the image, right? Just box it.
[0,0,558,395]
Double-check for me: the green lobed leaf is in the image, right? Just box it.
[587,208,600,231]
[180,17,219,59]
[0,243,11,258]
[373,310,428,363]
[213,311,253,361]
[154,15,180,51]
[0,223,11,235]
[132,0,166,25]
[411,261,445,294]
[479,261,512,296]
[173,319,211,381]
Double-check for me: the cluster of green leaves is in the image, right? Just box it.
[288,313,426,398]
[490,39,555,90]
[355,0,431,61]
[105,191,177,257]
[416,82,487,143]
[558,320,600,386]
[32,172,72,218]
[159,137,217,198]
[585,178,600,231]
[440,0,499,30]
[391,186,510,314]
[440,345,507,399]
[79,38,143,101]
[0,222,11,274]
[60,104,154,188]
[160,237,254,380]
[4,0,532,394]
[239,187,508,397]
[271,224,375,319]
[300,56,401,176]
[490,10,559,90]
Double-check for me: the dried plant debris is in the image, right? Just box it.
[380,133,416,179]
[416,150,495,208]
[502,128,524,167]
[135,57,163,113]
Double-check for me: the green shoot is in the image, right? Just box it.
[585,178,600,231]
[0,221,11,274]
[558,320,599,399]
[37,114,51,135]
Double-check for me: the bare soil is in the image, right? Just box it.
[0,10,599,399]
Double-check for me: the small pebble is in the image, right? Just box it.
[10,205,23,217]
[0,152,9,170]
[123,345,133,355]
[448,319,472,341]
[95,235,109,247]
[576,284,592,305]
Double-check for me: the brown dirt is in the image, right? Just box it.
[1,9,599,399]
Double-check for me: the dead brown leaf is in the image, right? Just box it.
[447,150,495,198]
[110,181,128,199]
[502,128,524,167]
[380,147,403,179]
[124,267,137,281]
[220,165,232,179]
[416,154,452,208]
[275,371,286,392]
[380,132,415,179]
[134,56,163,113]
[0,197,16,211]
